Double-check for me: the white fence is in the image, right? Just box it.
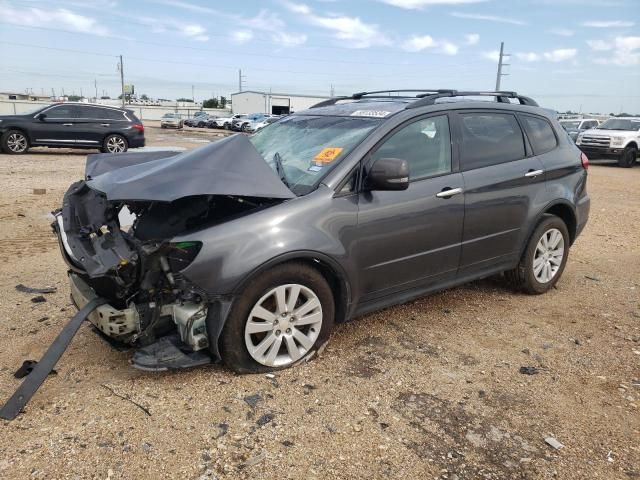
[0,100,231,121]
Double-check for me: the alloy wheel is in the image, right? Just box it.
[106,136,126,153]
[7,132,28,153]
[244,284,323,367]
[533,228,565,283]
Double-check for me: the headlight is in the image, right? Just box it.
[610,136,624,146]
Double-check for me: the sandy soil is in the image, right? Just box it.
[0,127,638,479]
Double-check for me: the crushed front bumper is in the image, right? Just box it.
[69,272,139,340]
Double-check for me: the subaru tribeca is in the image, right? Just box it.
[0,103,145,154]
[53,89,590,373]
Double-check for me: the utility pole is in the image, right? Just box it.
[238,69,246,92]
[330,84,335,97]
[94,79,98,102]
[119,55,125,108]
[192,85,195,102]
[495,41,510,91]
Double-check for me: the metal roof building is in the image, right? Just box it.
[230,90,331,115]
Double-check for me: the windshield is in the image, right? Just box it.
[249,115,380,195]
[560,121,580,129]
[163,113,177,118]
[598,118,640,131]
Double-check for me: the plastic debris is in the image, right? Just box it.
[545,437,564,450]
[519,366,540,375]
[15,284,57,294]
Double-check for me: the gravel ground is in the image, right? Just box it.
[0,127,638,479]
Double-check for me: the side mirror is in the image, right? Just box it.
[366,157,409,191]
[36,113,47,121]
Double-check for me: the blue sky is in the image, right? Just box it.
[0,0,639,113]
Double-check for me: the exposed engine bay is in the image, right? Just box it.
[51,135,295,369]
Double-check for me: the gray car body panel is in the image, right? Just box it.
[171,100,589,322]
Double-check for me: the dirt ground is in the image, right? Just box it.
[0,126,638,479]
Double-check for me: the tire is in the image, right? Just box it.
[1,129,29,154]
[161,125,166,129]
[242,123,250,132]
[505,215,570,295]
[221,262,335,373]
[618,145,637,168]
[101,134,128,153]
[224,123,230,130]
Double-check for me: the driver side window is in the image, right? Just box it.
[47,106,80,119]
[371,115,451,181]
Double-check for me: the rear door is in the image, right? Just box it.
[453,110,547,277]
[73,106,126,146]
[355,114,465,302]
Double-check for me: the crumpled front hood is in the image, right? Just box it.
[87,134,295,202]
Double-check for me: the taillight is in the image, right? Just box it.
[132,123,144,133]
[580,152,589,170]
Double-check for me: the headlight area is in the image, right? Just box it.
[54,181,214,369]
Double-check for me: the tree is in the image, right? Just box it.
[67,95,83,101]
[219,96,227,109]
[100,95,111,100]
[140,94,149,101]
[177,97,194,103]
[203,98,219,108]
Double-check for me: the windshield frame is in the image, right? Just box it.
[249,113,382,196]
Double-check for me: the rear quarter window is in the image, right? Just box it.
[519,114,558,155]
[458,112,526,170]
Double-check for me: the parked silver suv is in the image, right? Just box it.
[53,89,590,373]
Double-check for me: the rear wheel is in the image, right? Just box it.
[618,145,637,168]
[221,263,334,373]
[101,134,128,153]
[505,215,570,294]
[1,129,29,154]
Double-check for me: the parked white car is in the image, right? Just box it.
[576,117,640,167]
[559,118,600,142]
[208,114,245,130]
[160,113,183,129]
[245,116,280,133]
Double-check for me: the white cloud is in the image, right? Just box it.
[543,48,577,62]
[401,35,460,54]
[237,9,308,47]
[582,20,634,28]
[283,2,391,48]
[586,39,613,51]
[272,31,308,47]
[482,50,500,61]
[381,0,486,8]
[590,36,640,66]
[549,28,574,37]
[451,12,526,25]
[515,52,541,62]
[0,2,110,36]
[402,35,436,52]
[230,30,254,45]
[464,33,480,45]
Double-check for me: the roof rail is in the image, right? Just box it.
[406,90,539,108]
[309,89,539,110]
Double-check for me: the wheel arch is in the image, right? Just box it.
[624,141,638,150]
[232,250,352,325]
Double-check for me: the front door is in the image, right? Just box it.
[355,114,465,303]
[30,105,81,145]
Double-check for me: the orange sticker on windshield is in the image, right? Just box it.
[314,147,343,163]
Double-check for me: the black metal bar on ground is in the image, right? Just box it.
[0,298,106,421]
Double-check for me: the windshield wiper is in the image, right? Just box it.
[273,152,290,188]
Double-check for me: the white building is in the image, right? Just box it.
[230,90,331,115]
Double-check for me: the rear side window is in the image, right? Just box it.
[520,115,557,155]
[102,109,127,120]
[459,113,525,170]
[371,115,451,180]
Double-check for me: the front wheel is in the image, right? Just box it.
[101,134,128,153]
[505,216,570,294]
[1,130,29,154]
[618,146,637,168]
[220,263,334,373]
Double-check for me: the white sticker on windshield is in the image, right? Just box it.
[350,110,391,118]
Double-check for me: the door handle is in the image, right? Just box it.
[436,187,463,198]
[63,123,73,126]
[524,169,544,178]
[100,123,110,127]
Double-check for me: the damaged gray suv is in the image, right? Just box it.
[53,90,590,373]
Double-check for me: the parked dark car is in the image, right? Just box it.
[53,89,589,374]
[0,103,145,154]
